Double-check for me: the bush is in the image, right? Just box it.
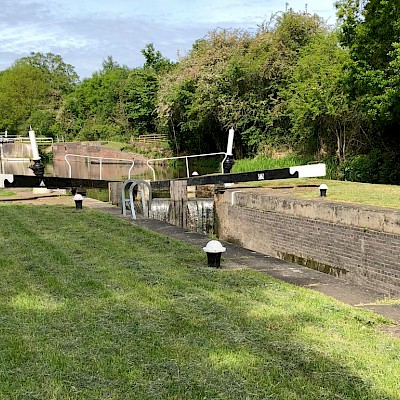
[339,151,400,184]
[76,123,124,142]
[321,156,340,180]
[232,154,315,173]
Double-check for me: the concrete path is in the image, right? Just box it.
[2,190,400,337]
[86,200,400,336]
[129,219,400,325]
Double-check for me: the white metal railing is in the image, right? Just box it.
[0,135,17,143]
[14,137,54,145]
[0,136,54,145]
[147,152,227,181]
[65,154,135,180]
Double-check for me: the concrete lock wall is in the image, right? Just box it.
[215,191,400,296]
[52,142,148,164]
[2,143,32,158]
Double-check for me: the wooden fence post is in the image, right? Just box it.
[169,180,188,229]
[109,182,123,206]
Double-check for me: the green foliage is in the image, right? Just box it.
[58,45,172,142]
[78,69,127,119]
[336,0,400,153]
[14,52,78,92]
[28,109,59,138]
[279,31,367,160]
[101,55,122,72]
[157,12,327,156]
[85,188,109,202]
[120,69,159,136]
[339,151,400,184]
[232,154,315,173]
[75,122,123,141]
[141,43,174,73]
[337,0,399,69]
[0,52,78,136]
[0,63,49,133]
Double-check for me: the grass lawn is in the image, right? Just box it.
[0,190,16,197]
[0,204,400,399]
[249,178,400,210]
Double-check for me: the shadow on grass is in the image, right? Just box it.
[1,278,395,399]
[0,205,398,399]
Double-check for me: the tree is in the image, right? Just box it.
[336,0,400,152]
[120,69,159,136]
[337,0,399,69]
[101,55,121,72]
[14,52,78,104]
[157,29,252,154]
[0,63,48,133]
[141,43,173,73]
[157,11,328,156]
[121,44,172,137]
[60,67,129,140]
[0,53,78,136]
[59,45,171,141]
[281,32,365,161]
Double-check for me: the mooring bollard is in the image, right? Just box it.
[203,240,226,268]
[73,193,84,209]
[319,184,328,197]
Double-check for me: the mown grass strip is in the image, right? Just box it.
[0,204,399,399]
[233,155,400,209]
[0,189,16,197]
[241,178,400,210]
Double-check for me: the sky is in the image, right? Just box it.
[1,0,338,79]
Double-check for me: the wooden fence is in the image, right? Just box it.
[137,134,168,143]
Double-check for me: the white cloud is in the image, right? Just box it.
[0,24,93,53]
[0,0,337,78]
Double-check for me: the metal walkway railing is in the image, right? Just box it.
[121,180,152,219]
[146,152,228,181]
[0,135,54,145]
[65,154,135,180]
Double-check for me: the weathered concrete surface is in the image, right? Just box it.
[230,190,400,235]
[2,143,32,158]
[215,188,400,297]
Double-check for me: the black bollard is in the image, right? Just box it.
[206,252,222,268]
[73,194,84,209]
[319,184,328,197]
[203,240,226,268]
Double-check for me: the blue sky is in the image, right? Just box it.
[1,0,337,79]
